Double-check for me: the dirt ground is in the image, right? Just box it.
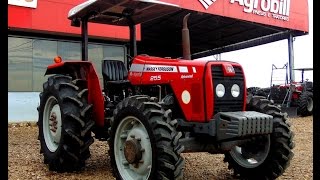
[8,116,313,180]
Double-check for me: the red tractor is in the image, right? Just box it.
[37,0,294,179]
[248,64,313,117]
[268,65,313,117]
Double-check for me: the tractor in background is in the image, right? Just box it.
[248,63,313,117]
[291,68,313,116]
[37,0,294,179]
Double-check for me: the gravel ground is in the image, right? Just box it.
[8,116,313,180]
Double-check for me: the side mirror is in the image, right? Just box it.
[71,18,81,27]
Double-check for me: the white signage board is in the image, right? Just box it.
[8,0,38,8]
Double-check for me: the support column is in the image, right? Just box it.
[287,33,295,107]
[81,18,88,61]
[129,24,137,58]
[288,33,295,82]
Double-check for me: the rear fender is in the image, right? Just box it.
[45,61,105,127]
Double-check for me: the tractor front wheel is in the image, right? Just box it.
[297,91,313,116]
[109,96,185,180]
[38,75,94,172]
[224,95,294,179]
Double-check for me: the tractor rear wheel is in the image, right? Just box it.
[109,96,185,180]
[224,95,294,179]
[297,91,313,116]
[38,75,94,172]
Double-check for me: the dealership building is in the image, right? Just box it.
[8,0,309,122]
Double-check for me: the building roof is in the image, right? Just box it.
[68,0,309,58]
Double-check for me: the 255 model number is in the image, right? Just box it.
[150,75,161,81]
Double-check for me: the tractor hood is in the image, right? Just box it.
[131,55,238,67]
[128,55,246,122]
[68,0,180,26]
[131,55,219,67]
[129,55,242,79]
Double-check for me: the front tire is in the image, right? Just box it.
[109,96,185,180]
[38,75,95,172]
[224,95,294,179]
[297,91,313,116]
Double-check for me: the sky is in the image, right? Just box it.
[202,0,313,88]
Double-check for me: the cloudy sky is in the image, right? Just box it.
[210,0,313,88]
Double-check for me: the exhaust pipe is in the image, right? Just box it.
[182,13,191,60]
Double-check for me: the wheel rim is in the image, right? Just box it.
[230,135,270,168]
[43,96,62,152]
[114,116,152,180]
[307,97,313,112]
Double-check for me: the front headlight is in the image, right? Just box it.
[231,84,240,97]
[216,84,225,97]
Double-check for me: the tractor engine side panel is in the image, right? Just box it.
[128,56,247,123]
[128,56,207,122]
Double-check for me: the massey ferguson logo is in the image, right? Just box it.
[226,66,234,73]
[198,0,217,9]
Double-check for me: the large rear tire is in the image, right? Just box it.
[38,75,95,172]
[109,96,185,180]
[297,91,313,116]
[224,95,294,179]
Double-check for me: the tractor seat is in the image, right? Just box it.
[102,60,130,87]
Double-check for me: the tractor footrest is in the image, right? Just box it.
[214,111,273,141]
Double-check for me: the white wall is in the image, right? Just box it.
[8,92,40,122]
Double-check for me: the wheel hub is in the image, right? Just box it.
[50,112,58,134]
[124,138,142,164]
[114,116,152,179]
[43,96,62,152]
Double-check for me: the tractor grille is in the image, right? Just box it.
[211,65,245,116]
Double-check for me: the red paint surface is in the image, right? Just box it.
[161,0,309,32]
[292,92,299,100]
[128,55,246,122]
[8,0,308,40]
[8,0,141,41]
[47,61,65,69]
[86,64,105,127]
